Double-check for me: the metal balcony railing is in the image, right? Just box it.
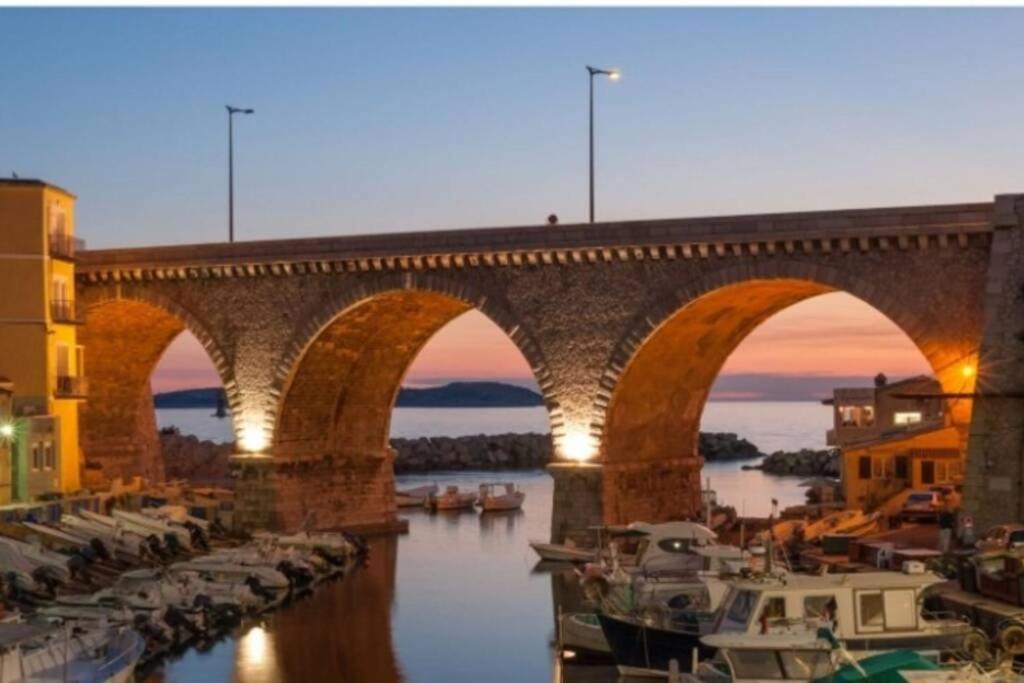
[48,231,77,260]
[50,299,79,324]
[54,375,87,398]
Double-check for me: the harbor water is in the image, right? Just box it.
[149,401,831,682]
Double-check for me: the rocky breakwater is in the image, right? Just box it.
[748,448,840,477]
[159,430,768,479]
[391,433,551,473]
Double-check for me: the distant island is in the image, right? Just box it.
[153,381,545,410]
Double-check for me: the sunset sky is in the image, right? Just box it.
[4,8,1019,398]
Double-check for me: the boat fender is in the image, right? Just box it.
[999,623,1024,655]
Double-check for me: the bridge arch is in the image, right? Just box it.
[592,260,981,524]
[249,272,555,530]
[78,290,236,483]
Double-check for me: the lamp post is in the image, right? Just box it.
[586,66,619,224]
[226,105,254,243]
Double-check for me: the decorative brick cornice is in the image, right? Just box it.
[76,202,994,284]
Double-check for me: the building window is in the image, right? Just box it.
[858,456,872,480]
[856,591,885,632]
[31,443,42,471]
[839,405,875,427]
[872,457,883,478]
[44,442,54,470]
[895,456,909,480]
[894,411,923,426]
[921,461,936,485]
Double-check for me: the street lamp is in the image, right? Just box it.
[586,66,619,224]
[226,105,254,243]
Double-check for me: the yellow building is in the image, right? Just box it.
[0,179,83,499]
[840,425,963,511]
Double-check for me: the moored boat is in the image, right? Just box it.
[478,482,525,512]
[396,484,439,508]
[428,485,477,511]
[599,565,988,678]
[529,541,598,563]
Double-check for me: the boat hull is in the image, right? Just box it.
[597,612,715,677]
[560,613,612,657]
[529,542,596,563]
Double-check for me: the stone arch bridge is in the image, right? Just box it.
[76,196,1024,538]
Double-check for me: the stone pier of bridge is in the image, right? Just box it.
[74,196,1024,539]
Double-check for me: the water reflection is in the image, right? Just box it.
[150,465,807,682]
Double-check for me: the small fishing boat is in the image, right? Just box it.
[428,485,477,511]
[396,484,439,508]
[529,541,598,563]
[477,482,525,512]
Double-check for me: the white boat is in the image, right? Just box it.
[110,509,192,549]
[429,486,477,511]
[396,484,438,508]
[0,537,71,584]
[60,514,149,559]
[529,541,598,563]
[169,558,290,592]
[141,505,210,531]
[477,482,525,511]
[0,622,145,683]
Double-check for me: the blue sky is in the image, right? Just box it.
[5,8,1024,249]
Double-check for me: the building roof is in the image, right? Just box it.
[842,421,954,450]
[822,375,939,405]
[0,178,76,199]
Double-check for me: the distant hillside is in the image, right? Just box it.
[397,382,543,407]
[154,381,545,410]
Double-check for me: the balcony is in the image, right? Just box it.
[50,299,79,324]
[48,232,77,261]
[54,375,87,399]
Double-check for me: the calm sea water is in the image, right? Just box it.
[150,402,831,682]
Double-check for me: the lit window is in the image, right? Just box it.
[857,591,885,632]
[894,412,923,426]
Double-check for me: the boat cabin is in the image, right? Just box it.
[709,569,947,643]
[700,632,836,682]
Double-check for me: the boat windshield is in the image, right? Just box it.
[718,589,759,633]
[725,648,833,680]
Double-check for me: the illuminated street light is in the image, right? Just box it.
[586,66,620,224]
[226,105,255,243]
[0,423,13,440]
[962,364,975,379]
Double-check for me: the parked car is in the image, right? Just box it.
[901,490,942,521]
[976,524,1024,554]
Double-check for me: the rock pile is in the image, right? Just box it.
[753,448,840,477]
[699,432,762,461]
[391,433,551,473]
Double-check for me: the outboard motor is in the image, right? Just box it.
[163,532,182,556]
[66,553,92,585]
[276,560,314,589]
[88,537,111,563]
[312,545,344,568]
[184,521,210,552]
[209,518,229,539]
[133,612,171,649]
[243,575,275,603]
[29,567,59,597]
[164,604,200,643]
[146,534,168,561]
